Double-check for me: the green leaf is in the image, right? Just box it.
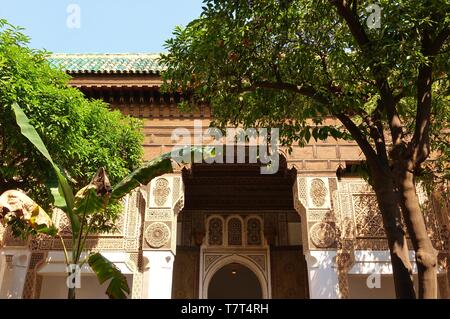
[35,224,58,236]
[88,252,130,299]
[304,128,311,143]
[10,102,80,234]
[74,185,106,216]
[111,155,173,201]
[111,146,215,201]
[46,171,68,209]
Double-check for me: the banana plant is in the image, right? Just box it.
[0,102,213,299]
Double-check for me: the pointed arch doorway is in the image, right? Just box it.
[208,262,262,299]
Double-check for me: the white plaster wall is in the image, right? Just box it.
[37,250,133,299]
[142,251,174,299]
[304,250,428,299]
[305,250,339,299]
[39,274,133,299]
[0,249,31,299]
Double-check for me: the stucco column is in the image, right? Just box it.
[305,251,339,299]
[0,249,30,299]
[141,174,184,299]
[293,175,341,299]
[142,251,175,299]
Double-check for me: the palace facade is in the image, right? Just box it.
[0,54,448,299]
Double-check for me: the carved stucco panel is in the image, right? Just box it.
[144,222,171,249]
[150,177,172,208]
[352,194,384,238]
[22,252,46,299]
[307,178,331,209]
[309,222,336,248]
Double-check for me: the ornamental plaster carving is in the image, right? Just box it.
[125,252,144,299]
[308,210,334,222]
[131,272,144,299]
[352,195,384,238]
[173,195,185,216]
[22,252,46,299]
[200,252,271,298]
[227,218,243,246]
[146,209,172,221]
[354,238,389,250]
[336,251,355,299]
[247,218,262,245]
[349,183,374,193]
[172,177,181,203]
[310,178,327,208]
[208,218,223,246]
[152,178,171,207]
[144,222,171,248]
[309,222,336,248]
[3,229,27,247]
[204,254,222,271]
[248,254,266,271]
[297,177,307,207]
[55,210,72,235]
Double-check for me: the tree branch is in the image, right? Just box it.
[428,24,450,56]
[362,109,389,166]
[377,80,404,147]
[329,0,370,50]
[335,113,379,168]
[410,24,449,166]
[411,34,434,165]
[393,89,406,105]
[329,0,404,148]
[240,80,330,105]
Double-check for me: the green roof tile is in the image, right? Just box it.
[48,53,164,74]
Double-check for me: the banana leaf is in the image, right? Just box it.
[110,146,215,201]
[11,103,80,234]
[88,252,130,299]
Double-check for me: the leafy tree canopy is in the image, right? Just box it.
[0,19,144,210]
[162,0,449,162]
[162,0,449,298]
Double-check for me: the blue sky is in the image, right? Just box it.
[0,0,204,53]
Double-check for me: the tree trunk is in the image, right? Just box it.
[431,190,450,298]
[68,287,76,299]
[398,167,438,298]
[372,174,417,299]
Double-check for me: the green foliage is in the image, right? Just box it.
[0,20,144,298]
[6,214,57,239]
[0,19,144,211]
[0,18,219,300]
[111,156,173,201]
[11,102,78,232]
[162,0,449,182]
[88,252,131,299]
[5,103,174,298]
[6,103,214,298]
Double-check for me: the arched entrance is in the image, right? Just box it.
[208,262,262,299]
[201,254,270,299]
[171,156,309,299]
